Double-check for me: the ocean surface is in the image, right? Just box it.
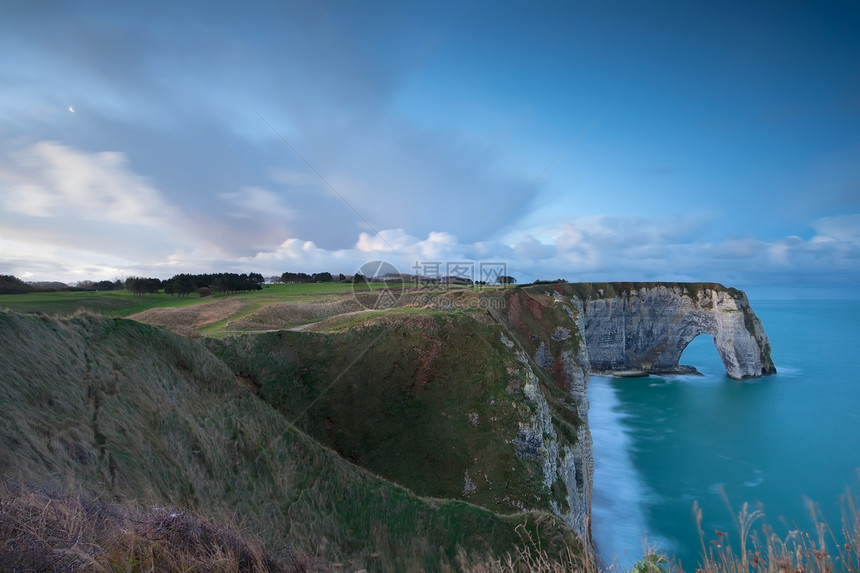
[589,299,860,570]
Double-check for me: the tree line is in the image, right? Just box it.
[0,276,129,294]
[1,270,519,296]
[129,273,265,297]
[277,271,348,283]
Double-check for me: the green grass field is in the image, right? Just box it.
[0,282,398,318]
[0,289,192,316]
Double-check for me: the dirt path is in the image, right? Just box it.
[286,309,375,332]
[287,321,320,332]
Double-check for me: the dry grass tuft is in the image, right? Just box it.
[456,523,599,572]
[691,486,860,573]
[0,479,313,572]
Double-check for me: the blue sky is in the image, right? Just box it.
[1,1,858,297]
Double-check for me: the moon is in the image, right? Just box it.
[68,106,75,113]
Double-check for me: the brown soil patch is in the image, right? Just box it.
[410,336,443,396]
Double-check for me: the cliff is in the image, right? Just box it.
[489,288,594,541]
[206,282,774,549]
[0,281,775,566]
[560,282,776,379]
[478,281,775,541]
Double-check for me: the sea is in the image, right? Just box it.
[589,299,860,570]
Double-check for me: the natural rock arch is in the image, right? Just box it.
[577,283,776,379]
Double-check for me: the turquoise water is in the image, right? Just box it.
[590,300,860,570]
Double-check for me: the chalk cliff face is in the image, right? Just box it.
[496,288,593,541]
[567,283,776,379]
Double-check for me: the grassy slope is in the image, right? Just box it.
[0,310,579,570]
[207,312,563,516]
[205,285,593,525]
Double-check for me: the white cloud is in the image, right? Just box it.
[813,214,860,245]
[2,141,177,225]
[0,141,220,278]
[227,213,860,292]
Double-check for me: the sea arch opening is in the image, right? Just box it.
[679,332,725,376]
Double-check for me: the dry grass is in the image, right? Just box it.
[689,486,860,573]
[121,285,500,337]
[0,479,598,573]
[226,297,365,332]
[129,296,250,334]
[457,524,599,572]
[0,480,311,572]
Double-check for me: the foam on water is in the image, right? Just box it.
[589,375,651,569]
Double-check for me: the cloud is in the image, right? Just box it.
[1,141,177,225]
[0,141,205,269]
[0,139,853,293]
[0,3,858,300]
[233,213,860,292]
[812,214,860,245]
[1,2,545,256]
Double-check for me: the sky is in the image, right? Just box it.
[1,1,858,298]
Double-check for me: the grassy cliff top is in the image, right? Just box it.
[522,281,733,301]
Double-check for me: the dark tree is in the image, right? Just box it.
[497,275,517,285]
[281,271,313,284]
[0,275,33,295]
[167,274,196,298]
[125,276,162,296]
